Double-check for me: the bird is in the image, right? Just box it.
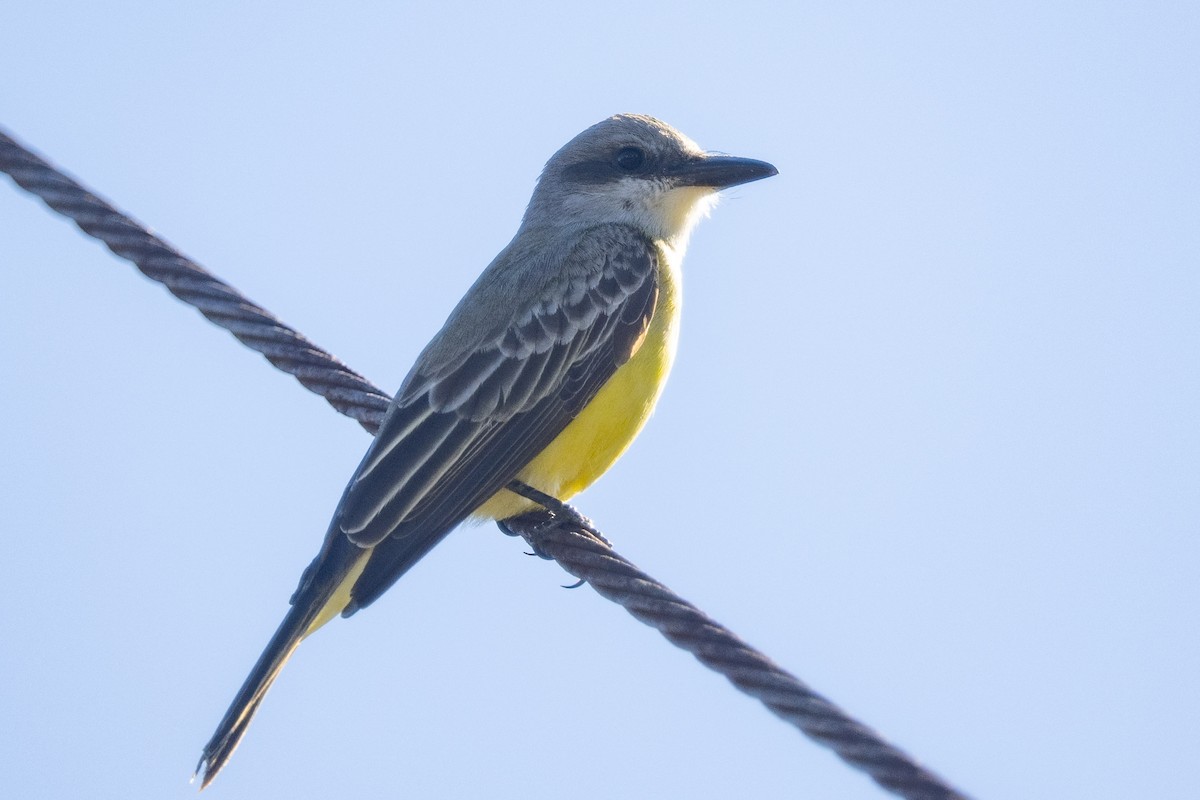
[195,113,777,787]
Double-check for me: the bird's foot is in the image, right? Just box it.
[501,480,613,550]
[497,507,612,555]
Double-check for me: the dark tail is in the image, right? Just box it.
[195,537,366,789]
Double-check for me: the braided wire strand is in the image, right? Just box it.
[0,127,969,800]
[0,131,392,432]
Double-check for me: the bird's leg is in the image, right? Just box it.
[505,479,610,543]
[499,480,614,552]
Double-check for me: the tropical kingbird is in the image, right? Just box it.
[196,114,776,786]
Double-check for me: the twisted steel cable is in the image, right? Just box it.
[0,131,392,432]
[1,127,969,800]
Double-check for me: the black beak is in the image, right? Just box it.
[671,154,778,190]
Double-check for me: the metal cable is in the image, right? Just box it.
[0,127,969,800]
[0,131,392,433]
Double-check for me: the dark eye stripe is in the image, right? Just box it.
[561,159,618,184]
[561,146,652,185]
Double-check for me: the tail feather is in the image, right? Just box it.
[196,537,368,789]
[194,598,314,788]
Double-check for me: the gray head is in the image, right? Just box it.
[524,114,777,250]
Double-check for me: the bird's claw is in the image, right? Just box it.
[496,502,613,561]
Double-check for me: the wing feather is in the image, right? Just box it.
[312,224,659,612]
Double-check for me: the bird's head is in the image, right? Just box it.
[526,114,777,254]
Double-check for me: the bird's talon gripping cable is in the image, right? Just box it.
[504,479,613,548]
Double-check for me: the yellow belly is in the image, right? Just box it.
[472,248,681,521]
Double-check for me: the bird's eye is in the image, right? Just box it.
[614,146,645,172]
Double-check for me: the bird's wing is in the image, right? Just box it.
[316,224,659,612]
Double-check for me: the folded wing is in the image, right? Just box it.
[308,224,659,614]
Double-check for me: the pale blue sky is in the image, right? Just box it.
[2,4,1197,799]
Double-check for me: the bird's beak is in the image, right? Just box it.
[671,154,778,190]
